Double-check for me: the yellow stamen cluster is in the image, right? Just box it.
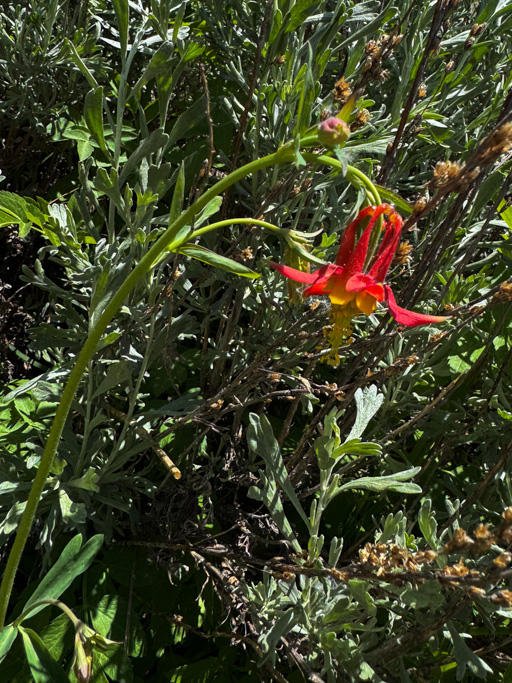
[324,303,358,365]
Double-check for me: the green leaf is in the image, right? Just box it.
[92,642,133,683]
[375,185,413,215]
[447,622,493,680]
[294,43,315,135]
[193,196,223,227]
[84,87,107,153]
[498,199,512,230]
[0,624,18,663]
[58,489,87,525]
[112,0,129,57]
[347,385,383,441]
[401,581,444,609]
[19,627,70,683]
[331,438,381,459]
[339,6,396,48]
[22,534,104,621]
[0,190,29,227]
[169,162,185,226]
[337,467,422,495]
[91,360,133,399]
[248,414,310,532]
[167,95,207,149]
[418,498,438,549]
[119,128,169,184]
[448,355,471,374]
[248,474,301,552]
[286,0,319,33]
[177,244,260,278]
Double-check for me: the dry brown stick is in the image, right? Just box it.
[107,404,181,479]
[377,0,452,184]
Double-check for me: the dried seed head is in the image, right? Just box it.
[365,40,380,57]
[493,552,512,569]
[501,528,512,545]
[350,108,371,131]
[392,34,404,46]
[362,56,373,73]
[273,55,286,65]
[418,83,427,98]
[320,108,329,121]
[239,247,253,261]
[492,282,512,304]
[392,241,414,266]
[444,527,473,553]
[445,60,455,73]
[490,590,512,606]
[467,586,487,600]
[472,524,495,554]
[503,506,512,525]
[333,76,352,104]
[470,22,486,36]
[413,196,427,214]
[431,160,462,188]
[465,36,476,50]
[443,558,469,577]
[429,332,446,344]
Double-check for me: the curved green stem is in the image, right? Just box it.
[0,146,294,629]
[190,217,283,239]
[300,152,381,206]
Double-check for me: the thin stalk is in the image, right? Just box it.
[103,303,158,474]
[75,360,95,475]
[300,153,381,206]
[0,146,294,628]
[190,217,283,238]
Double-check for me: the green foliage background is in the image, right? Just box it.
[1,0,512,680]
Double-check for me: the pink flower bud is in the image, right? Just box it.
[317,117,351,147]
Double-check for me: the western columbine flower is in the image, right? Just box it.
[270,204,448,364]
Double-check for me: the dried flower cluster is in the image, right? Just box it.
[444,509,512,557]
[480,122,512,163]
[358,33,403,84]
[430,160,462,188]
[350,108,371,131]
[332,76,352,104]
[492,281,512,304]
[359,542,438,575]
[392,241,414,266]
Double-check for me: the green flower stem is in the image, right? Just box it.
[0,146,295,629]
[190,217,283,239]
[300,152,381,206]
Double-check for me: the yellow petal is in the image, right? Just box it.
[356,291,378,316]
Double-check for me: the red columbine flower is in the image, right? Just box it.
[270,204,448,364]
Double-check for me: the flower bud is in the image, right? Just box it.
[317,117,351,147]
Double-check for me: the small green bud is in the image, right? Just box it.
[317,117,351,147]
